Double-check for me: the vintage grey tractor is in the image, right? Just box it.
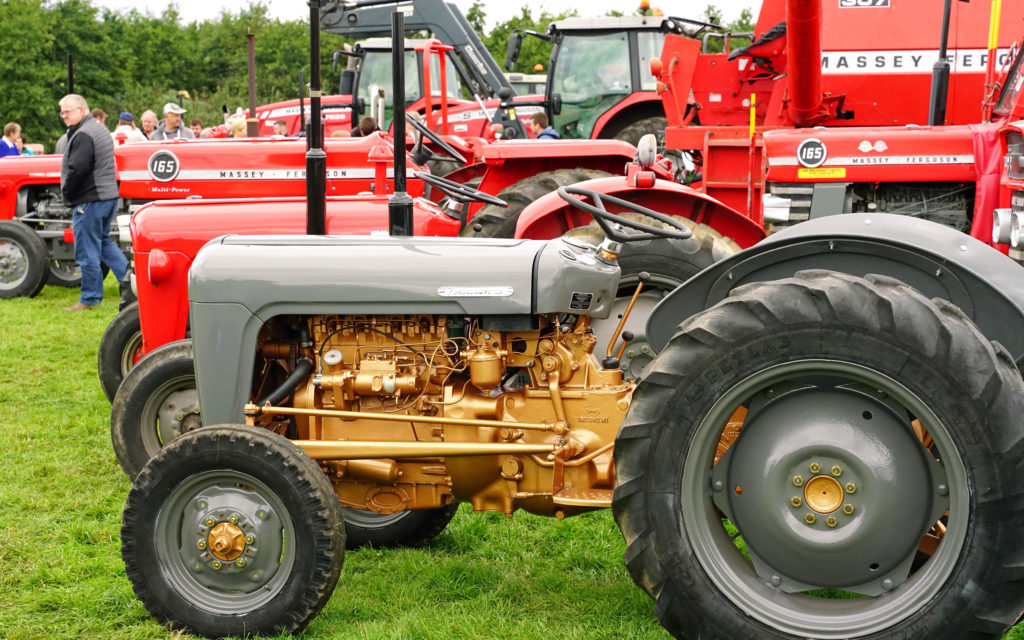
[120,193,1024,638]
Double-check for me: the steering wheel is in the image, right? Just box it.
[557,185,692,243]
[406,114,466,166]
[414,171,507,207]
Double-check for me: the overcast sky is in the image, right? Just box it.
[90,0,757,31]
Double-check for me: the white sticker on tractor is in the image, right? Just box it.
[147,150,182,182]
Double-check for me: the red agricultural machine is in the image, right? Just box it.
[652,0,1024,219]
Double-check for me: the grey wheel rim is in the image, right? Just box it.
[48,258,80,283]
[341,508,413,529]
[681,359,968,638]
[120,330,144,377]
[155,469,294,612]
[140,374,200,456]
[0,239,29,290]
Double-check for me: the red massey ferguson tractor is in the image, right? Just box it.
[650,0,1024,220]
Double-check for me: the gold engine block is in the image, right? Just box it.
[250,314,633,518]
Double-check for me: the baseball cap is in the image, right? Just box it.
[163,102,187,115]
[119,111,133,122]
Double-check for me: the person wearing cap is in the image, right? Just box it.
[149,102,194,140]
[111,112,148,144]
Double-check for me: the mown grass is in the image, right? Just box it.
[2,278,1023,640]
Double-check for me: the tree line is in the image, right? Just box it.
[0,0,751,152]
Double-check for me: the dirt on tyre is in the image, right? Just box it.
[121,425,344,638]
[111,339,199,479]
[613,270,1024,639]
[460,168,611,238]
[0,220,48,298]
[98,301,143,403]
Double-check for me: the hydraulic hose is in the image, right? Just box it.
[257,357,314,407]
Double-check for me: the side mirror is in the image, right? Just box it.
[331,50,342,73]
[505,32,522,72]
[339,69,355,96]
[551,94,562,115]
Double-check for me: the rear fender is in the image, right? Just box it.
[514,177,765,248]
[647,213,1024,365]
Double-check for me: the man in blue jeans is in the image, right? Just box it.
[58,94,128,311]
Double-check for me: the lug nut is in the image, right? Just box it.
[843,504,855,515]
[804,513,816,524]
[175,413,185,421]
[809,462,821,473]
[235,558,246,568]
[831,465,842,477]
[845,483,856,494]
[228,514,239,525]
[826,516,838,528]
[212,560,222,570]
[790,496,802,507]
[197,540,207,550]
[245,534,255,545]
[792,475,804,487]
[204,517,216,527]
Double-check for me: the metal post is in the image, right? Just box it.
[67,54,74,94]
[389,11,414,236]
[306,0,327,235]
[247,33,260,137]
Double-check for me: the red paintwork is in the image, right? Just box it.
[0,154,62,223]
[115,133,426,200]
[131,195,459,356]
[515,175,765,249]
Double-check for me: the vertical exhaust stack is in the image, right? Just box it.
[786,0,825,127]
[307,0,327,235]
[389,11,414,236]
[928,0,954,126]
[247,33,260,137]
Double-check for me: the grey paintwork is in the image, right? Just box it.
[646,213,1024,365]
[189,234,620,425]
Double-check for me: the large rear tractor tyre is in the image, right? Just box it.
[0,221,48,298]
[98,301,143,403]
[460,168,611,238]
[613,271,1024,639]
[612,116,667,148]
[343,503,459,549]
[111,339,199,479]
[567,215,740,379]
[122,425,344,638]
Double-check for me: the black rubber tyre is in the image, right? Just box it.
[98,301,143,403]
[459,168,612,238]
[0,220,48,298]
[111,339,199,479]
[613,270,1024,640]
[612,115,667,149]
[122,425,344,638]
[570,214,740,379]
[343,503,459,549]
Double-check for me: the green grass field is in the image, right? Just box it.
[1,277,1022,640]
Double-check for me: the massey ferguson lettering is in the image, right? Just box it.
[821,48,1013,74]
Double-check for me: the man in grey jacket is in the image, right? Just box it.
[149,102,195,140]
[59,94,128,311]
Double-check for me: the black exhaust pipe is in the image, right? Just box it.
[306,0,328,235]
[388,11,414,236]
[927,0,953,126]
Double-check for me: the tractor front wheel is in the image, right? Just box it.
[613,271,1024,639]
[122,425,344,638]
[342,504,459,549]
[111,339,199,479]
[0,221,48,298]
[98,301,143,403]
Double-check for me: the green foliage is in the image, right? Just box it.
[700,5,758,54]
[472,5,576,74]
[0,0,347,151]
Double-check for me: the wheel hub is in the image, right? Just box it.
[208,522,246,562]
[712,386,948,594]
[0,243,27,284]
[803,474,843,514]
